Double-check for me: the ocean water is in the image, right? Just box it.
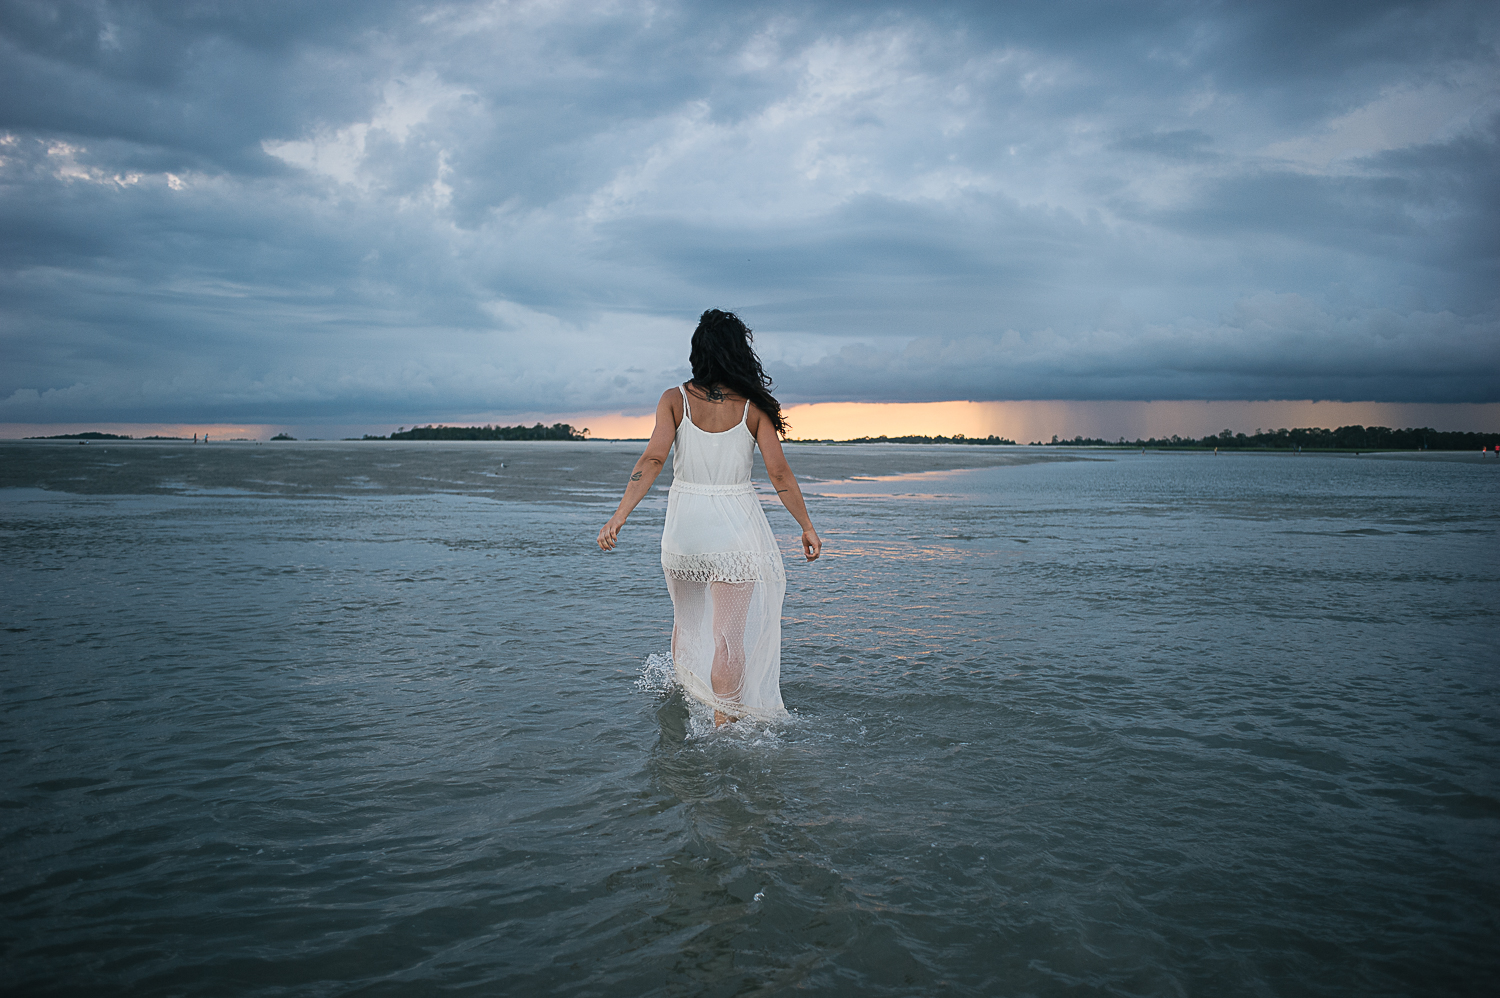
[2,440,1497,997]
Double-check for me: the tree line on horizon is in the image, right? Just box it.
[1045,425,1500,450]
[373,422,589,441]
[24,431,184,440]
[19,423,1498,449]
[827,433,1019,445]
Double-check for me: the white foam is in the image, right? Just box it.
[637,650,801,746]
[635,651,677,695]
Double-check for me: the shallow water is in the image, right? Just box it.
[2,441,1497,996]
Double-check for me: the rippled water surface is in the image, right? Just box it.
[2,441,1497,997]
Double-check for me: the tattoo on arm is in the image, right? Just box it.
[776,487,789,493]
[630,472,643,481]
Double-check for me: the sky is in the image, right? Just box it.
[2,0,1498,438]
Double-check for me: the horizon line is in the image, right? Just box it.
[4,399,1500,442]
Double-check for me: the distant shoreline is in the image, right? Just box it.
[17,422,1500,451]
[12,439,1498,456]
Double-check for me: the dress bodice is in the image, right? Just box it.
[671,386,754,489]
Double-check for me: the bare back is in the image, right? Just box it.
[679,383,752,434]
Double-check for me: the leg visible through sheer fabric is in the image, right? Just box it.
[710,581,754,715]
[664,573,763,727]
[667,575,704,671]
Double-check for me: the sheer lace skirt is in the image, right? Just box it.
[661,489,787,720]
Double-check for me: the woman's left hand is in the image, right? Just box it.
[598,514,628,551]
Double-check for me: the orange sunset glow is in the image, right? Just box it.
[0,422,278,441]
[545,400,1500,443]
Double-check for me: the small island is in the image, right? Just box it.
[25,431,134,440]
[831,433,1017,446]
[370,422,588,441]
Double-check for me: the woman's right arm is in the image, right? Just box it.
[597,390,678,551]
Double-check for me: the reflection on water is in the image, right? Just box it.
[1,442,1497,996]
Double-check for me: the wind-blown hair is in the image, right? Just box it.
[689,309,788,437]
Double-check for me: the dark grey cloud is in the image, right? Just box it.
[1111,129,1218,161]
[1,0,1497,426]
[773,296,1500,404]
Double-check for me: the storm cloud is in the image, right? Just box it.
[2,0,1497,425]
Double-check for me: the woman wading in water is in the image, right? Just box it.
[598,310,821,726]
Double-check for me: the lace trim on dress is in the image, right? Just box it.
[669,480,755,496]
[661,549,785,583]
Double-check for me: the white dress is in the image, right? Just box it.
[661,385,788,720]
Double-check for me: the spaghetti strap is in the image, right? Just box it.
[678,384,692,425]
[740,400,750,426]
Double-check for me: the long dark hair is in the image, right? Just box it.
[689,309,788,437]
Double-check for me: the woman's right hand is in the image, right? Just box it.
[801,527,822,562]
[598,513,627,551]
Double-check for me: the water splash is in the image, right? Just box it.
[635,651,677,695]
[639,651,800,744]
[678,699,790,747]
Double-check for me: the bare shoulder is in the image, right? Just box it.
[745,401,778,441]
[653,386,685,428]
[660,385,686,414]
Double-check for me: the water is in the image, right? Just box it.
[2,441,1497,997]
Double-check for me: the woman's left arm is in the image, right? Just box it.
[755,414,822,562]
